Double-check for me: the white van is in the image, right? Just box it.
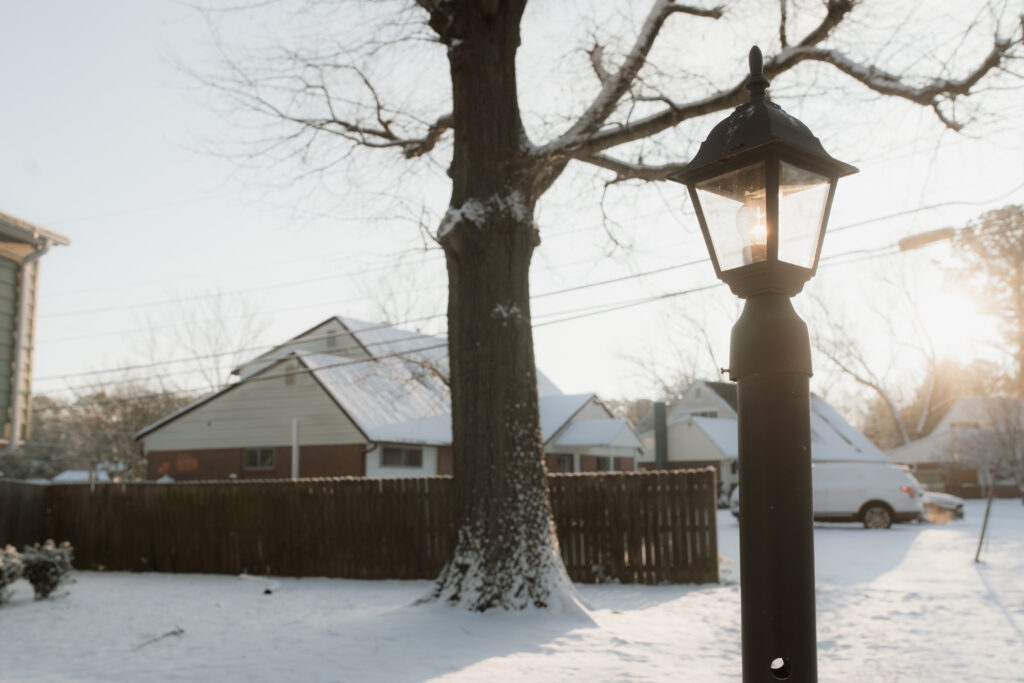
[730,461,924,528]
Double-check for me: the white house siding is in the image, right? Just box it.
[364,444,439,478]
[668,382,736,421]
[142,358,365,452]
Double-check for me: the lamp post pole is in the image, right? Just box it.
[731,295,816,681]
[667,47,858,682]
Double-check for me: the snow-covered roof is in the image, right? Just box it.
[553,419,642,451]
[660,396,887,464]
[810,395,888,463]
[886,430,953,465]
[537,394,593,442]
[300,351,450,443]
[337,316,450,372]
[234,315,564,397]
[349,393,610,447]
[691,417,739,458]
[52,470,111,483]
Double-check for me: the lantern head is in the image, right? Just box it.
[670,46,858,298]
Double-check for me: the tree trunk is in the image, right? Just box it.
[425,0,578,612]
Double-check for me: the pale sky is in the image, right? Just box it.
[2,1,1022,415]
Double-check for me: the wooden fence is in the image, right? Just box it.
[0,469,717,584]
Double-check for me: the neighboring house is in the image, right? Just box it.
[135,316,641,480]
[52,469,112,484]
[0,211,70,451]
[636,380,889,499]
[887,397,1024,497]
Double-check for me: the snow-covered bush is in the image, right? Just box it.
[21,540,73,599]
[0,545,23,603]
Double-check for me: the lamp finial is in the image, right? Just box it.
[746,46,770,98]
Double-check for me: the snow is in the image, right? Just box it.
[663,397,890,465]
[301,351,452,441]
[4,499,1022,681]
[553,418,642,450]
[536,394,592,442]
[51,470,111,483]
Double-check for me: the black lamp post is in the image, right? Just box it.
[669,47,857,682]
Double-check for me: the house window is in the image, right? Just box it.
[594,456,612,472]
[692,410,717,418]
[242,447,276,471]
[381,446,422,468]
[554,454,574,473]
[326,330,337,348]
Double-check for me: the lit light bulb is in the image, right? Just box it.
[739,204,768,265]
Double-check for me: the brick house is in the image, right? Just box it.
[135,316,641,480]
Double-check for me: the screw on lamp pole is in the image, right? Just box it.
[667,45,858,682]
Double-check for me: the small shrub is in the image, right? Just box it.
[0,545,23,604]
[21,540,73,600]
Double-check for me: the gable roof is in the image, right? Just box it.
[704,381,738,412]
[232,315,563,397]
[552,418,643,451]
[691,416,740,458]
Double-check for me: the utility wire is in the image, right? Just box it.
[33,232,936,404]
[38,183,1024,321]
[35,207,986,388]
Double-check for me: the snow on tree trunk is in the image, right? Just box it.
[423,0,581,613]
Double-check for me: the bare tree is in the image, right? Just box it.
[6,383,195,482]
[195,0,1023,610]
[141,288,271,392]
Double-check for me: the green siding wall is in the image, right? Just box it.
[0,257,18,433]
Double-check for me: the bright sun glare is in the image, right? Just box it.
[916,289,993,360]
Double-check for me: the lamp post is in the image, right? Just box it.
[669,47,857,682]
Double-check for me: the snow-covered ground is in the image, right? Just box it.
[3,499,1023,682]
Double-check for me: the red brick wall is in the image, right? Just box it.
[299,444,365,477]
[147,449,240,481]
[147,444,367,480]
[614,457,635,472]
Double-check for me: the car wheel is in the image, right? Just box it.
[862,504,892,529]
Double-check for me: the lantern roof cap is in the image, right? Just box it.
[672,46,857,183]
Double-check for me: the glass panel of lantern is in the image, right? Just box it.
[694,163,768,271]
[777,161,831,269]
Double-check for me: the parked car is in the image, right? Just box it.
[917,485,965,520]
[729,461,924,529]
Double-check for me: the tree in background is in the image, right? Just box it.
[141,289,270,393]
[859,359,1002,450]
[197,0,1023,610]
[1,385,195,482]
[951,205,1024,397]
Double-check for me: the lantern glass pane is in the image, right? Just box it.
[778,161,831,269]
[695,163,767,271]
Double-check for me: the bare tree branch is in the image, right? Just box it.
[578,152,684,181]
[543,0,723,158]
[779,0,788,49]
[544,0,852,160]
[587,42,612,85]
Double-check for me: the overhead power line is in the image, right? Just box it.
[29,208,1015,397]
[37,183,1024,321]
